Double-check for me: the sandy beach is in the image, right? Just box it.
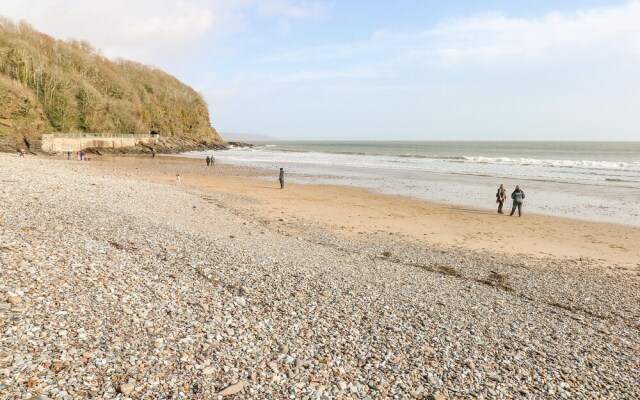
[1,153,639,399]
[104,155,640,268]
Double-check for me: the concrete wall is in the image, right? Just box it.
[41,134,157,152]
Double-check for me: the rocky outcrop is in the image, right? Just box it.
[85,137,228,155]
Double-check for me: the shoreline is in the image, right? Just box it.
[90,154,640,268]
[187,144,640,227]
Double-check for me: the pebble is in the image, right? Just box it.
[0,154,637,399]
[119,383,135,396]
[217,382,244,396]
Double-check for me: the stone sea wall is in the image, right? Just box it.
[41,133,158,152]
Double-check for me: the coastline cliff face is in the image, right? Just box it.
[0,18,224,152]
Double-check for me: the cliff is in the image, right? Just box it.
[0,17,224,152]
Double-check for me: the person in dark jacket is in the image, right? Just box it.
[279,168,284,189]
[510,185,525,217]
[206,156,211,166]
[496,184,506,214]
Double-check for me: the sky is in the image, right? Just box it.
[3,0,640,140]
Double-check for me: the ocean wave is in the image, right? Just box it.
[333,151,369,156]
[399,154,467,160]
[459,156,640,171]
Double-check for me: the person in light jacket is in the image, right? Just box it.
[510,185,525,217]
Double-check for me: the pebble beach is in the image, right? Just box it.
[1,153,639,399]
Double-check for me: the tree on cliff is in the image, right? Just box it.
[0,17,222,151]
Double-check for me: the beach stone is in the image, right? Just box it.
[0,153,637,399]
[7,296,22,304]
[120,383,135,396]
[217,382,244,396]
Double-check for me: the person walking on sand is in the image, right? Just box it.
[279,167,284,189]
[496,184,507,214]
[211,156,215,166]
[206,156,211,166]
[67,151,71,160]
[510,185,525,217]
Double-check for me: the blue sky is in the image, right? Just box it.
[3,1,640,140]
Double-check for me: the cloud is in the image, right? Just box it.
[425,3,640,66]
[0,0,328,63]
[256,0,329,20]
[271,67,397,82]
[259,1,640,67]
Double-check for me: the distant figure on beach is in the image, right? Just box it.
[496,184,507,214]
[211,156,215,166]
[16,148,24,157]
[206,156,211,166]
[79,150,85,161]
[176,173,181,183]
[510,185,525,217]
[279,168,284,189]
[67,151,71,160]
[151,148,156,158]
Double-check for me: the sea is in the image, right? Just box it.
[183,141,640,226]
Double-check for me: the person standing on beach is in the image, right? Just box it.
[151,148,156,158]
[279,168,284,189]
[496,184,507,214]
[67,151,71,160]
[510,185,525,217]
[206,156,211,166]
[211,156,215,166]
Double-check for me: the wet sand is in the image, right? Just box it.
[91,155,640,269]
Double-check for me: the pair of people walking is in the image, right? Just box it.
[205,155,215,166]
[496,184,525,216]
